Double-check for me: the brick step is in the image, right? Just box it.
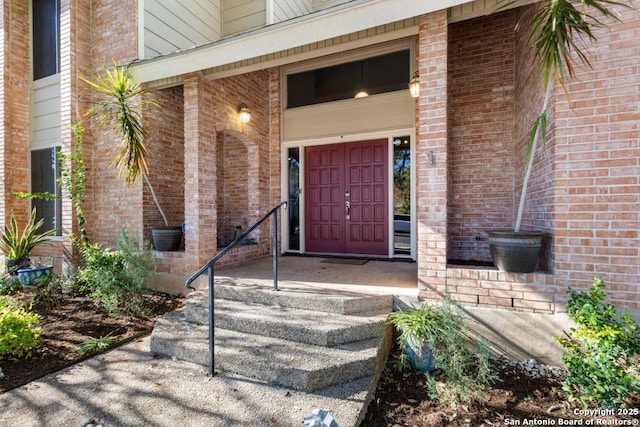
[183,293,387,347]
[150,310,387,392]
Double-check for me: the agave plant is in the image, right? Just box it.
[0,209,56,274]
[81,61,169,227]
[511,0,624,231]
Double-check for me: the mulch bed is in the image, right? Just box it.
[361,347,640,427]
[0,289,184,394]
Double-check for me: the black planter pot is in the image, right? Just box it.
[151,226,183,251]
[6,258,31,276]
[486,229,544,273]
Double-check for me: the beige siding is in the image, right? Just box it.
[271,0,311,23]
[283,91,414,141]
[31,75,61,146]
[222,0,266,36]
[144,0,221,58]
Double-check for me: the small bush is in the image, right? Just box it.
[388,299,496,405]
[33,274,65,311]
[0,295,41,358]
[77,230,155,316]
[0,275,22,295]
[555,276,640,408]
[71,333,116,357]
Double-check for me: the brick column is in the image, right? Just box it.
[0,0,30,225]
[183,73,217,270]
[268,68,282,249]
[416,11,449,298]
[59,0,91,268]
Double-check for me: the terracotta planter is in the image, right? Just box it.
[487,229,544,273]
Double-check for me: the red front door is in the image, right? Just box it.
[305,139,388,255]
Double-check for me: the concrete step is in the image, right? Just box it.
[183,292,387,347]
[210,283,394,315]
[150,310,388,392]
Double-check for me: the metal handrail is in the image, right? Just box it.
[184,200,287,376]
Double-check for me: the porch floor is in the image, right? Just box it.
[180,255,419,299]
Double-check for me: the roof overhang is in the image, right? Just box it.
[130,0,474,84]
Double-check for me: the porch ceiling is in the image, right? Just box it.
[130,0,474,85]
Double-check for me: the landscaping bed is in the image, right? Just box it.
[362,346,640,426]
[0,289,183,394]
[1,286,638,427]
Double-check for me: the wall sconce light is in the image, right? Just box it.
[409,71,420,98]
[238,103,251,123]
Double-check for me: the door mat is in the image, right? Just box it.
[320,258,369,265]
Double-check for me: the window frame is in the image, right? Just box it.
[32,0,60,81]
[29,144,63,237]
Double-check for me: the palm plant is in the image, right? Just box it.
[511,0,624,232]
[82,61,169,227]
[0,209,56,274]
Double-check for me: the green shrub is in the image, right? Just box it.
[0,295,41,358]
[78,230,155,316]
[555,276,640,408]
[388,299,496,405]
[71,333,116,357]
[33,274,65,312]
[0,275,22,295]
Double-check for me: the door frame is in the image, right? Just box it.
[281,129,416,259]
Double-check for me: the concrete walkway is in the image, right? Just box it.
[0,335,375,427]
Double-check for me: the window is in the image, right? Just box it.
[31,147,62,236]
[287,147,300,250]
[33,0,60,80]
[393,136,411,255]
[287,50,410,108]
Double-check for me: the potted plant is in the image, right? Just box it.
[0,208,55,280]
[387,298,495,405]
[82,61,183,251]
[488,0,623,272]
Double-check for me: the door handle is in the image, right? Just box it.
[345,201,350,219]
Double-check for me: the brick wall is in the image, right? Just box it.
[513,6,556,272]
[159,69,275,275]
[447,9,516,263]
[84,0,142,247]
[552,1,639,309]
[58,0,92,266]
[416,10,449,294]
[422,2,639,313]
[144,86,185,242]
[206,71,272,251]
[1,1,30,227]
[217,130,252,245]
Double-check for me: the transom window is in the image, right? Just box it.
[286,49,410,108]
